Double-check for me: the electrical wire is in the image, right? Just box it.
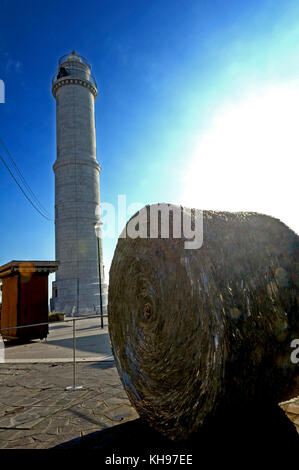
[0,153,53,221]
[0,137,52,217]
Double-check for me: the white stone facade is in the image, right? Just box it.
[51,52,107,315]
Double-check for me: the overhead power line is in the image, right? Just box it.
[0,151,53,221]
[0,137,52,218]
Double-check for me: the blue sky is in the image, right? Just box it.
[0,0,298,287]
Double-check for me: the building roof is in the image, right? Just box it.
[0,260,60,278]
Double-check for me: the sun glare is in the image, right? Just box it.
[181,82,299,233]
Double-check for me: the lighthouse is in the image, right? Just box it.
[51,51,106,315]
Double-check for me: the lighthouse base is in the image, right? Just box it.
[51,279,108,316]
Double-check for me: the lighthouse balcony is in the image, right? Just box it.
[52,68,97,87]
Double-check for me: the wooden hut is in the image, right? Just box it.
[0,260,59,341]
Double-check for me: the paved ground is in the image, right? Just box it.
[0,361,298,458]
[0,362,138,449]
[2,317,112,363]
[0,318,139,450]
[0,318,298,457]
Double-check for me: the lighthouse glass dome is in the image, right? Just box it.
[52,51,96,87]
[58,51,91,68]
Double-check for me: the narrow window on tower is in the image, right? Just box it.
[57,66,68,79]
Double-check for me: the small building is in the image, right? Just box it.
[0,260,59,340]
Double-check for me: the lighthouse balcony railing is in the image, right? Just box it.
[58,53,91,68]
[52,69,97,88]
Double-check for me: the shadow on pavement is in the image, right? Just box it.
[86,361,115,370]
[3,338,38,348]
[52,402,298,461]
[41,332,111,355]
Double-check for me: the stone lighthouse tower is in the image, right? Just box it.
[51,51,106,315]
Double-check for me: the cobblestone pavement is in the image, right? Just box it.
[0,362,298,457]
[0,362,138,449]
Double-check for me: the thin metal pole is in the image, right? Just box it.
[96,231,104,329]
[77,278,79,316]
[73,318,76,387]
[65,318,83,391]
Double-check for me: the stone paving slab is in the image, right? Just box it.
[0,362,139,449]
[0,389,89,429]
[0,362,297,452]
[0,405,65,430]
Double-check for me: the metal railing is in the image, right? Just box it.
[52,69,97,87]
[0,313,109,391]
[58,53,91,68]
